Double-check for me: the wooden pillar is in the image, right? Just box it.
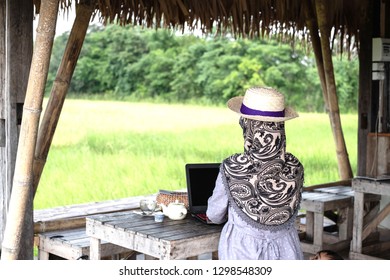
[314,0,353,180]
[0,0,33,255]
[0,0,6,251]
[1,0,59,260]
[357,0,373,176]
[33,0,96,195]
[303,1,329,112]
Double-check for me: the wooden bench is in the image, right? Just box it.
[34,194,156,260]
[299,185,381,255]
[37,228,136,260]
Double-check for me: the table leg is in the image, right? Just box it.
[144,254,158,260]
[351,191,364,253]
[338,206,352,240]
[38,249,49,260]
[89,236,102,260]
[313,212,324,250]
[305,211,314,240]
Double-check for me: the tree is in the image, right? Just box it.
[47,24,359,113]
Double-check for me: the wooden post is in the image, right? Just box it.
[303,0,353,180]
[33,0,95,196]
[357,0,373,176]
[0,0,59,260]
[0,0,33,256]
[315,0,353,180]
[303,1,329,112]
[0,0,6,250]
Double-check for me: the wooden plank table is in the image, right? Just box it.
[350,177,390,260]
[86,211,223,260]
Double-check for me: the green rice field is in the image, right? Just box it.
[34,99,358,209]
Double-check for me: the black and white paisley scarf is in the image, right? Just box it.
[222,117,304,231]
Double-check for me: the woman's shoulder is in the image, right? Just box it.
[285,152,303,167]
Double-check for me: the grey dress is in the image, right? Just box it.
[207,172,303,260]
[206,118,304,260]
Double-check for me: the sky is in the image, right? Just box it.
[55,10,76,35]
[33,9,73,37]
[33,5,101,37]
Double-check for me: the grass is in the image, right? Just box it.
[34,99,358,209]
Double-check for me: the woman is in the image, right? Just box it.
[206,86,304,260]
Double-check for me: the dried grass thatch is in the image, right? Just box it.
[33,0,363,52]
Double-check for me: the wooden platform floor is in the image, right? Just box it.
[356,227,390,260]
[33,227,390,260]
[303,227,390,260]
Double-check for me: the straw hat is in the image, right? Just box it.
[227,86,298,122]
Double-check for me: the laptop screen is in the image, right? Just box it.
[185,163,220,214]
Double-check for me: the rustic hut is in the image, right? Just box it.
[0,0,389,259]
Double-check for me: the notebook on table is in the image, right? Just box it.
[185,163,221,224]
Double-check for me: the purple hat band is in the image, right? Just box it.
[240,103,285,117]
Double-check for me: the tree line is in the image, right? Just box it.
[47,24,359,112]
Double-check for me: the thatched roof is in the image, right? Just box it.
[33,0,363,50]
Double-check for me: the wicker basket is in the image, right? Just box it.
[156,190,189,209]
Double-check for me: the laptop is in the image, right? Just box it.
[185,163,221,224]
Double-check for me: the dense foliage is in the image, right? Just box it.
[47,24,359,112]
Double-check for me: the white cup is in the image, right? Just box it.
[154,212,164,222]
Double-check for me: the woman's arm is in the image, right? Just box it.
[206,172,228,224]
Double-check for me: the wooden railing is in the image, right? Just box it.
[34,194,157,234]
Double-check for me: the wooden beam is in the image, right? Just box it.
[315,0,353,180]
[0,0,33,256]
[304,179,351,191]
[0,0,59,260]
[362,202,390,240]
[304,0,354,180]
[0,0,6,248]
[7,0,34,259]
[357,0,372,176]
[33,0,95,196]
[303,0,329,111]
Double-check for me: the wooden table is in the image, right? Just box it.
[350,177,390,260]
[299,190,354,254]
[86,211,223,260]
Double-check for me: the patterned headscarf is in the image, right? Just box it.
[222,117,304,230]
